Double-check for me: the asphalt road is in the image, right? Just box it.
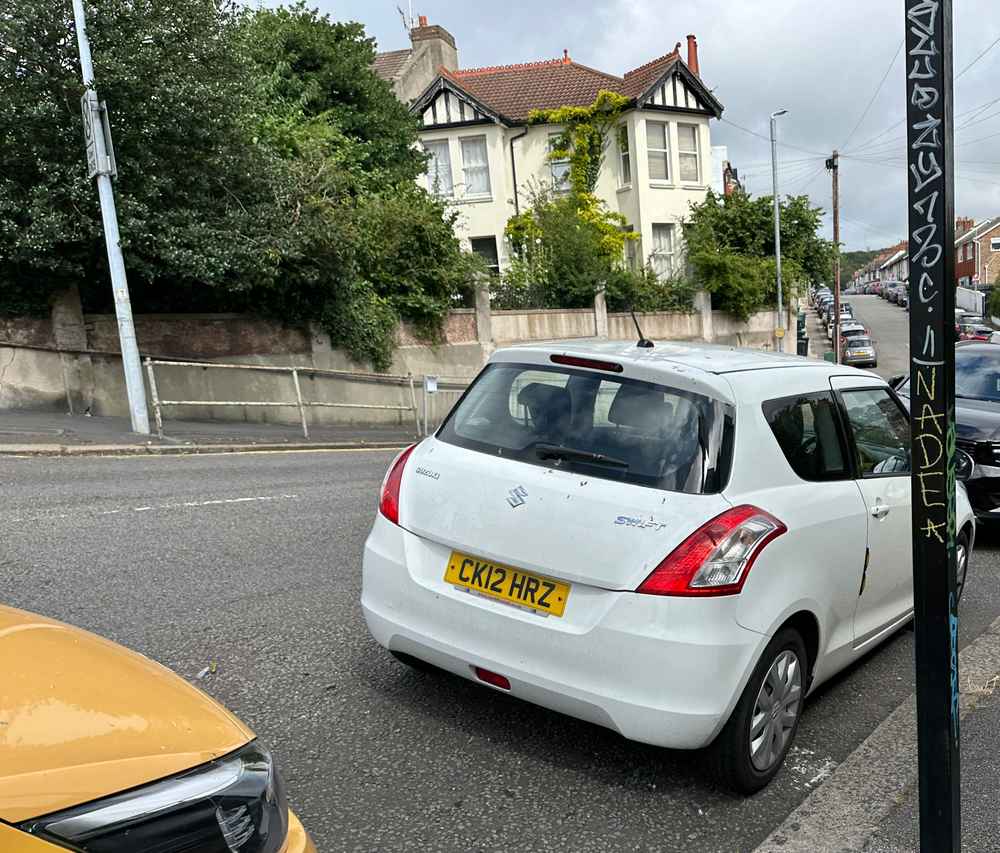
[805,293,910,380]
[842,294,911,380]
[2,442,999,852]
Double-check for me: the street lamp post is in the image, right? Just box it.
[770,109,788,351]
[70,0,149,434]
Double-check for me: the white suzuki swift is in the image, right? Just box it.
[362,341,974,792]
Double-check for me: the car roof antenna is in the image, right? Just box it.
[631,308,654,348]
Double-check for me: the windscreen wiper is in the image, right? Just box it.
[533,443,629,469]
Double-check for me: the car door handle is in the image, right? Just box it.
[871,502,890,520]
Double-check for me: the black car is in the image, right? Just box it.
[893,342,1000,518]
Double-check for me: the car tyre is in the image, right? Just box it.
[708,628,807,795]
[956,528,970,605]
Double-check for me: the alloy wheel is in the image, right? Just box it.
[749,650,802,772]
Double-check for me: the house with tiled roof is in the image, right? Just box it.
[373,19,726,277]
[955,216,1000,288]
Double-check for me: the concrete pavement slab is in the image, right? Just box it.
[863,684,1000,852]
[755,616,1000,853]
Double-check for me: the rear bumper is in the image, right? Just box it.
[361,517,767,750]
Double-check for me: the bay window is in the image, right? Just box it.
[424,140,453,196]
[460,136,491,196]
[548,133,571,191]
[618,125,631,186]
[646,120,670,182]
[652,224,677,277]
[678,124,701,183]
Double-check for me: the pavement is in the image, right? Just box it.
[0,409,417,454]
[863,680,1000,852]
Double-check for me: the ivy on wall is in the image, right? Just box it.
[527,90,631,195]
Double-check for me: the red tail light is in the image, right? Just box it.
[474,667,511,690]
[379,444,417,525]
[636,505,786,597]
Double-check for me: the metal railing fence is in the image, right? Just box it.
[143,357,420,439]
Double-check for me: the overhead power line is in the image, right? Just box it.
[956,32,1000,79]
[719,117,828,157]
[840,40,904,150]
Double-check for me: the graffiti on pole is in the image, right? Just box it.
[905,0,960,849]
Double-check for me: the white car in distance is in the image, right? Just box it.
[361,341,974,793]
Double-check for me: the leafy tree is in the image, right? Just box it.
[503,186,635,308]
[240,5,481,369]
[684,190,832,319]
[0,0,280,314]
[240,3,424,184]
[840,249,886,282]
[1,1,481,369]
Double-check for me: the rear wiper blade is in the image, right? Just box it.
[533,443,629,469]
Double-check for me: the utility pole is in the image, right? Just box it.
[71,0,149,434]
[770,109,788,351]
[827,150,841,362]
[904,0,960,849]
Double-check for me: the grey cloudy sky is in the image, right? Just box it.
[305,0,999,251]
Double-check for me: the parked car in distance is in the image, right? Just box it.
[960,325,995,342]
[838,323,869,349]
[841,335,878,368]
[363,340,975,795]
[0,605,316,853]
[823,302,851,327]
[827,313,854,339]
[893,342,1000,519]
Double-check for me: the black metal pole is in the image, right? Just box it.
[904,1,960,850]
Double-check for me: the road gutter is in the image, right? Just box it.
[754,615,1000,853]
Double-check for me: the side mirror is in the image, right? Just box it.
[955,449,975,483]
[888,374,906,389]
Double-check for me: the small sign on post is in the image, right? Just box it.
[80,90,117,180]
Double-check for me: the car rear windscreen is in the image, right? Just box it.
[436,362,735,494]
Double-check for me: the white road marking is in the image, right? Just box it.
[8,494,300,524]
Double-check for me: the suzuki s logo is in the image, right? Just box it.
[507,485,528,508]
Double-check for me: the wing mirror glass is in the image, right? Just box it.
[955,449,975,483]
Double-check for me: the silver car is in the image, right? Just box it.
[841,335,878,368]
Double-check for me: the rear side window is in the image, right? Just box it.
[839,388,910,476]
[762,392,848,481]
[437,362,735,494]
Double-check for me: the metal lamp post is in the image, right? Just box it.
[71,0,149,434]
[770,109,788,351]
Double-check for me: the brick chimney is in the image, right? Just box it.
[409,16,458,72]
[956,216,975,237]
[686,34,700,76]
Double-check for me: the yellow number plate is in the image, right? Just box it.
[444,552,570,617]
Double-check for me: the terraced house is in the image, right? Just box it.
[373,18,733,277]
